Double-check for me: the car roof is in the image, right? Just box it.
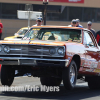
[21,27,29,29]
[31,25,84,30]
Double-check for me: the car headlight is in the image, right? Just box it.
[4,46,10,53]
[58,47,64,55]
[50,48,56,54]
[0,45,2,52]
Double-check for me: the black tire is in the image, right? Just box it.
[40,77,62,86]
[88,81,100,89]
[0,65,1,79]
[1,65,15,86]
[87,77,100,89]
[62,60,77,90]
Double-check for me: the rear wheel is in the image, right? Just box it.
[40,77,62,86]
[1,65,15,86]
[86,76,100,89]
[0,64,1,78]
[88,81,100,89]
[62,60,77,90]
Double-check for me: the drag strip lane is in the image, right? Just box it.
[0,77,100,100]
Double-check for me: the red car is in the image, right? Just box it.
[0,26,100,90]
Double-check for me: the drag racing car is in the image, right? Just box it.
[0,25,100,90]
[4,27,29,40]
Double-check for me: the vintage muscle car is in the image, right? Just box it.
[0,26,100,90]
[4,27,29,40]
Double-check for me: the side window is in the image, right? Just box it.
[84,31,94,47]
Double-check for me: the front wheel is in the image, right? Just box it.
[62,60,77,90]
[1,65,15,86]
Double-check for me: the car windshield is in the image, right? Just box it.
[23,28,41,40]
[18,29,28,35]
[23,28,82,42]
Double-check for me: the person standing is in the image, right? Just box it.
[33,17,43,26]
[0,19,3,40]
[68,19,77,27]
[76,19,83,28]
[87,21,96,37]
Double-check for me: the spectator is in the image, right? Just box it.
[0,19,3,40]
[87,21,96,37]
[68,19,77,27]
[33,17,43,26]
[76,19,83,28]
[95,30,100,46]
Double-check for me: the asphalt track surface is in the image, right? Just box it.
[0,77,100,100]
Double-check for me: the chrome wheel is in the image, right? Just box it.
[70,65,75,85]
[62,60,77,90]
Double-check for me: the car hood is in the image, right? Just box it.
[4,35,24,40]
[0,40,30,44]
[30,40,67,46]
[4,36,16,40]
[0,40,80,46]
[0,40,67,46]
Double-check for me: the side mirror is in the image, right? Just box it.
[84,42,89,48]
[88,42,94,47]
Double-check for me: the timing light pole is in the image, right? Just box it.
[43,0,48,25]
[25,4,33,30]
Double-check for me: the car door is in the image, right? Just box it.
[83,30,100,73]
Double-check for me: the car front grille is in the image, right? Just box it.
[9,45,50,56]
[1,44,65,58]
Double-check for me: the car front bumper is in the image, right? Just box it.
[0,57,69,67]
